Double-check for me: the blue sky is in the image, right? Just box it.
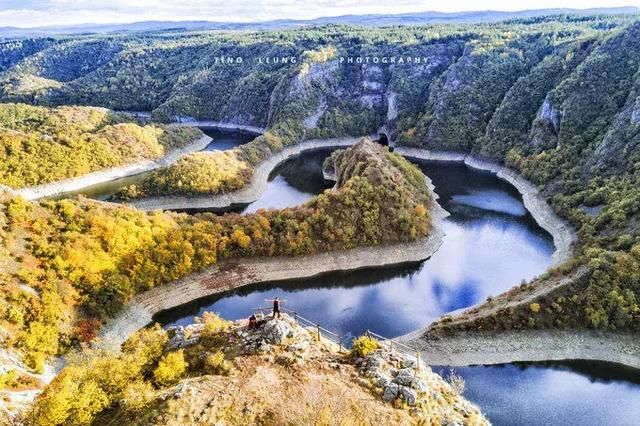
[0,0,638,28]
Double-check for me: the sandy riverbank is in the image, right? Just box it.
[13,135,213,200]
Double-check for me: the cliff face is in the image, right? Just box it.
[69,314,488,426]
[2,19,639,181]
[2,17,640,334]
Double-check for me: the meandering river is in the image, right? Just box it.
[152,148,640,426]
[56,127,255,200]
[53,133,639,425]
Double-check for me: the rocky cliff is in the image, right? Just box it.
[82,313,488,425]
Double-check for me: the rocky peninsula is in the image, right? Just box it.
[35,313,487,425]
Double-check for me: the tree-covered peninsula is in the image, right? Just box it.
[0,140,432,394]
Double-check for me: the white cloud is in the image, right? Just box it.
[0,0,638,27]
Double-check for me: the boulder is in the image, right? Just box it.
[366,356,383,369]
[166,326,201,350]
[411,378,429,393]
[382,383,400,401]
[393,368,415,386]
[261,319,293,344]
[399,386,418,406]
[401,357,421,369]
[377,374,392,388]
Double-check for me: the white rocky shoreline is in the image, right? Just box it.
[397,328,640,370]
[12,134,213,200]
[170,119,265,135]
[99,195,448,350]
[394,147,576,266]
[127,136,372,211]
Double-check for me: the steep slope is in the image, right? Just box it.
[27,314,487,425]
[1,14,640,354]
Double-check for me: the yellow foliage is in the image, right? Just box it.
[0,103,203,188]
[200,312,232,338]
[414,203,427,217]
[204,351,231,376]
[121,381,155,411]
[350,336,379,357]
[153,350,188,387]
[231,228,252,249]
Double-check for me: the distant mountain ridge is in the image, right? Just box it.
[1,6,638,38]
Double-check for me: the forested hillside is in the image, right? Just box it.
[0,140,431,381]
[2,14,640,332]
[0,103,203,188]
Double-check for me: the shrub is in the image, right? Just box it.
[350,336,379,358]
[121,380,155,411]
[200,312,232,338]
[24,351,46,374]
[446,369,466,395]
[6,196,30,222]
[529,303,541,313]
[0,369,18,389]
[153,350,188,387]
[122,324,168,373]
[204,351,231,376]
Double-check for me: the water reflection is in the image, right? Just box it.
[434,362,640,426]
[156,156,640,424]
[452,189,526,216]
[201,127,256,151]
[159,161,555,338]
[242,149,333,214]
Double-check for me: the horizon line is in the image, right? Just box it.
[3,5,638,30]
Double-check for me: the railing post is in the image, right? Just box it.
[339,336,343,353]
[294,312,298,325]
[316,324,321,342]
[415,350,421,372]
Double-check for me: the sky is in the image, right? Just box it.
[0,0,638,28]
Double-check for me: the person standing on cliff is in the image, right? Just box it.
[267,297,283,319]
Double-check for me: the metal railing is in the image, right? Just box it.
[252,306,423,370]
[363,329,423,371]
[253,306,346,352]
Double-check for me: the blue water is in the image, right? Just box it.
[434,362,640,426]
[242,149,333,214]
[159,159,554,337]
[57,128,254,200]
[155,153,640,425]
[201,127,256,151]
